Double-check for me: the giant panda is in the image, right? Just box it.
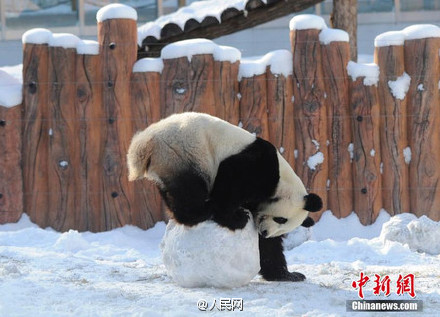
[127,112,322,282]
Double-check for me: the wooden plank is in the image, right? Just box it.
[239,73,269,140]
[47,46,81,231]
[98,18,138,229]
[22,43,49,226]
[349,77,382,225]
[0,106,23,224]
[161,54,216,117]
[321,41,353,218]
[130,70,164,226]
[75,51,105,232]
[139,0,325,57]
[374,44,410,216]
[266,70,295,168]
[214,60,240,124]
[404,37,440,221]
[291,28,328,219]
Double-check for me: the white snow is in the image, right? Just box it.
[21,28,53,44]
[289,14,327,31]
[213,45,241,63]
[374,31,406,47]
[402,24,440,41]
[137,0,247,45]
[319,28,349,45]
[161,39,240,63]
[76,40,100,55]
[238,50,292,80]
[347,61,380,86]
[49,33,80,49]
[133,58,164,73]
[0,70,22,107]
[417,83,424,91]
[370,149,376,157]
[403,146,412,164]
[1,211,439,316]
[307,151,324,170]
[388,72,411,100]
[96,3,138,23]
[348,143,354,161]
[161,219,259,288]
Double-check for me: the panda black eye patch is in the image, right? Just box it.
[273,217,288,224]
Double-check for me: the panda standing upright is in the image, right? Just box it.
[127,112,322,282]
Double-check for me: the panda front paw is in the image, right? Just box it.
[212,207,250,231]
[264,271,306,282]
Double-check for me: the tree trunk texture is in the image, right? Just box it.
[374,44,410,216]
[330,0,358,61]
[321,41,353,218]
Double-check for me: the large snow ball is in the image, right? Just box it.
[160,219,260,288]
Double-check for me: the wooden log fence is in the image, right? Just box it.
[1,4,440,230]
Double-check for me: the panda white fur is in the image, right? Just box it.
[127,112,322,281]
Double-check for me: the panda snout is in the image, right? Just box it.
[304,193,323,212]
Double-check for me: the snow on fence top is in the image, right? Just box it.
[48,33,80,49]
[22,28,52,44]
[161,38,241,63]
[96,3,138,22]
[346,61,380,86]
[76,40,100,55]
[133,58,164,73]
[403,24,440,41]
[0,70,22,107]
[289,14,327,30]
[238,50,292,80]
[374,31,406,47]
[319,28,349,44]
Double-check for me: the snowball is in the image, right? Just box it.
[161,38,217,62]
[96,4,138,22]
[76,40,99,55]
[49,33,80,49]
[307,152,324,170]
[403,146,411,164]
[402,24,440,41]
[161,219,260,288]
[319,28,349,45]
[347,61,379,86]
[238,50,292,80]
[289,14,327,31]
[22,28,52,44]
[388,72,411,100]
[54,230,90,253]
[374,31,405,47]
[0,70,22,108]
[380,213,440,255]
[133,58,164,73]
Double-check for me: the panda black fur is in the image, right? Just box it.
[127,112,322,282]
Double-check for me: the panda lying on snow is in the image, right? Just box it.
[127,112,322,282]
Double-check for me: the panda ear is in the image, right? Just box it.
[301,216,315,227]
[304,193,323,212]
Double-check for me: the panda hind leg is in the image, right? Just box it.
[259,235,306,282]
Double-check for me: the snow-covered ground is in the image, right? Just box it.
[1,210,439,316]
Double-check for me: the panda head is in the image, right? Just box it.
[255,153,322,238]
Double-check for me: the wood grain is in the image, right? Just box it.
[0,106,23,224]
[214,60,240,124]
[321,41,353,218]
[22,43,49,226]
[291,28,328,219]
[404,37,440,221]
[349,77,382,225]
[374,44,409,216]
